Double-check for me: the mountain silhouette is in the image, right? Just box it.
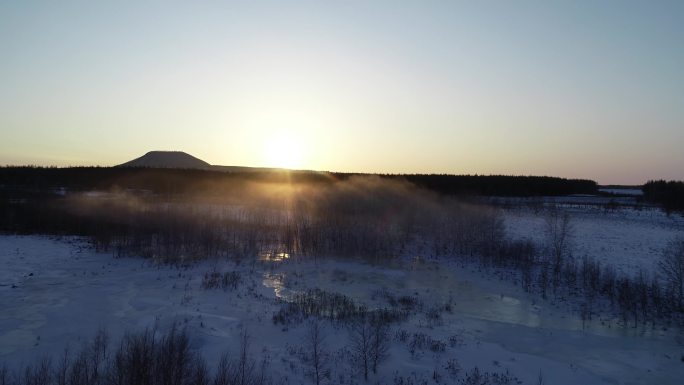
[117,151,288,173]
[118,151,211,169]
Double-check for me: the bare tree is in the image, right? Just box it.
[0,364,7,385]
[55,348,69,385]
[348,319,372,381]
[545,206,573,277]
[236,328,255,385]
[213,353,235,385]
[538,261,549,299]
[211,327,269,385]
[190,358,210,385]
[90,328,109,383]
[659,238,684,310]
[369,317,390,374]
[70,348,93,385]
[22,357,52,385]
[304,321,329,385]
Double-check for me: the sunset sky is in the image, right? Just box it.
[1,1,682,184]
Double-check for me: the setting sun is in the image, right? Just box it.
[263,132,306,169]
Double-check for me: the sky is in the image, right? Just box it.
[1,1,682,185]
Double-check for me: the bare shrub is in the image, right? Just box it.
[0,325,272,385]
[444,358,461,379]
[21,357,52,385]
[659,237,684,310]
[202,269,241,291]
[458,367,519,385]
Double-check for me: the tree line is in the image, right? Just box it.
[0,166,597,198]
[643,180,684,213]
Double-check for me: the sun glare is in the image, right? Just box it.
[263,132,305,169]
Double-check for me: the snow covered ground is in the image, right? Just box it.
[503,206,684,276]
[598,188,643,196]
[2,235,683,384]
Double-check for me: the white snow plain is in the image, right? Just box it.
[2,222,683,385]
[503,205,684,276]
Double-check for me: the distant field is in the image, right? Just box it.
[503,205,684,275]
[598,188,644,196]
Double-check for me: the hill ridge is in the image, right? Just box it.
[117,151,211,169]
